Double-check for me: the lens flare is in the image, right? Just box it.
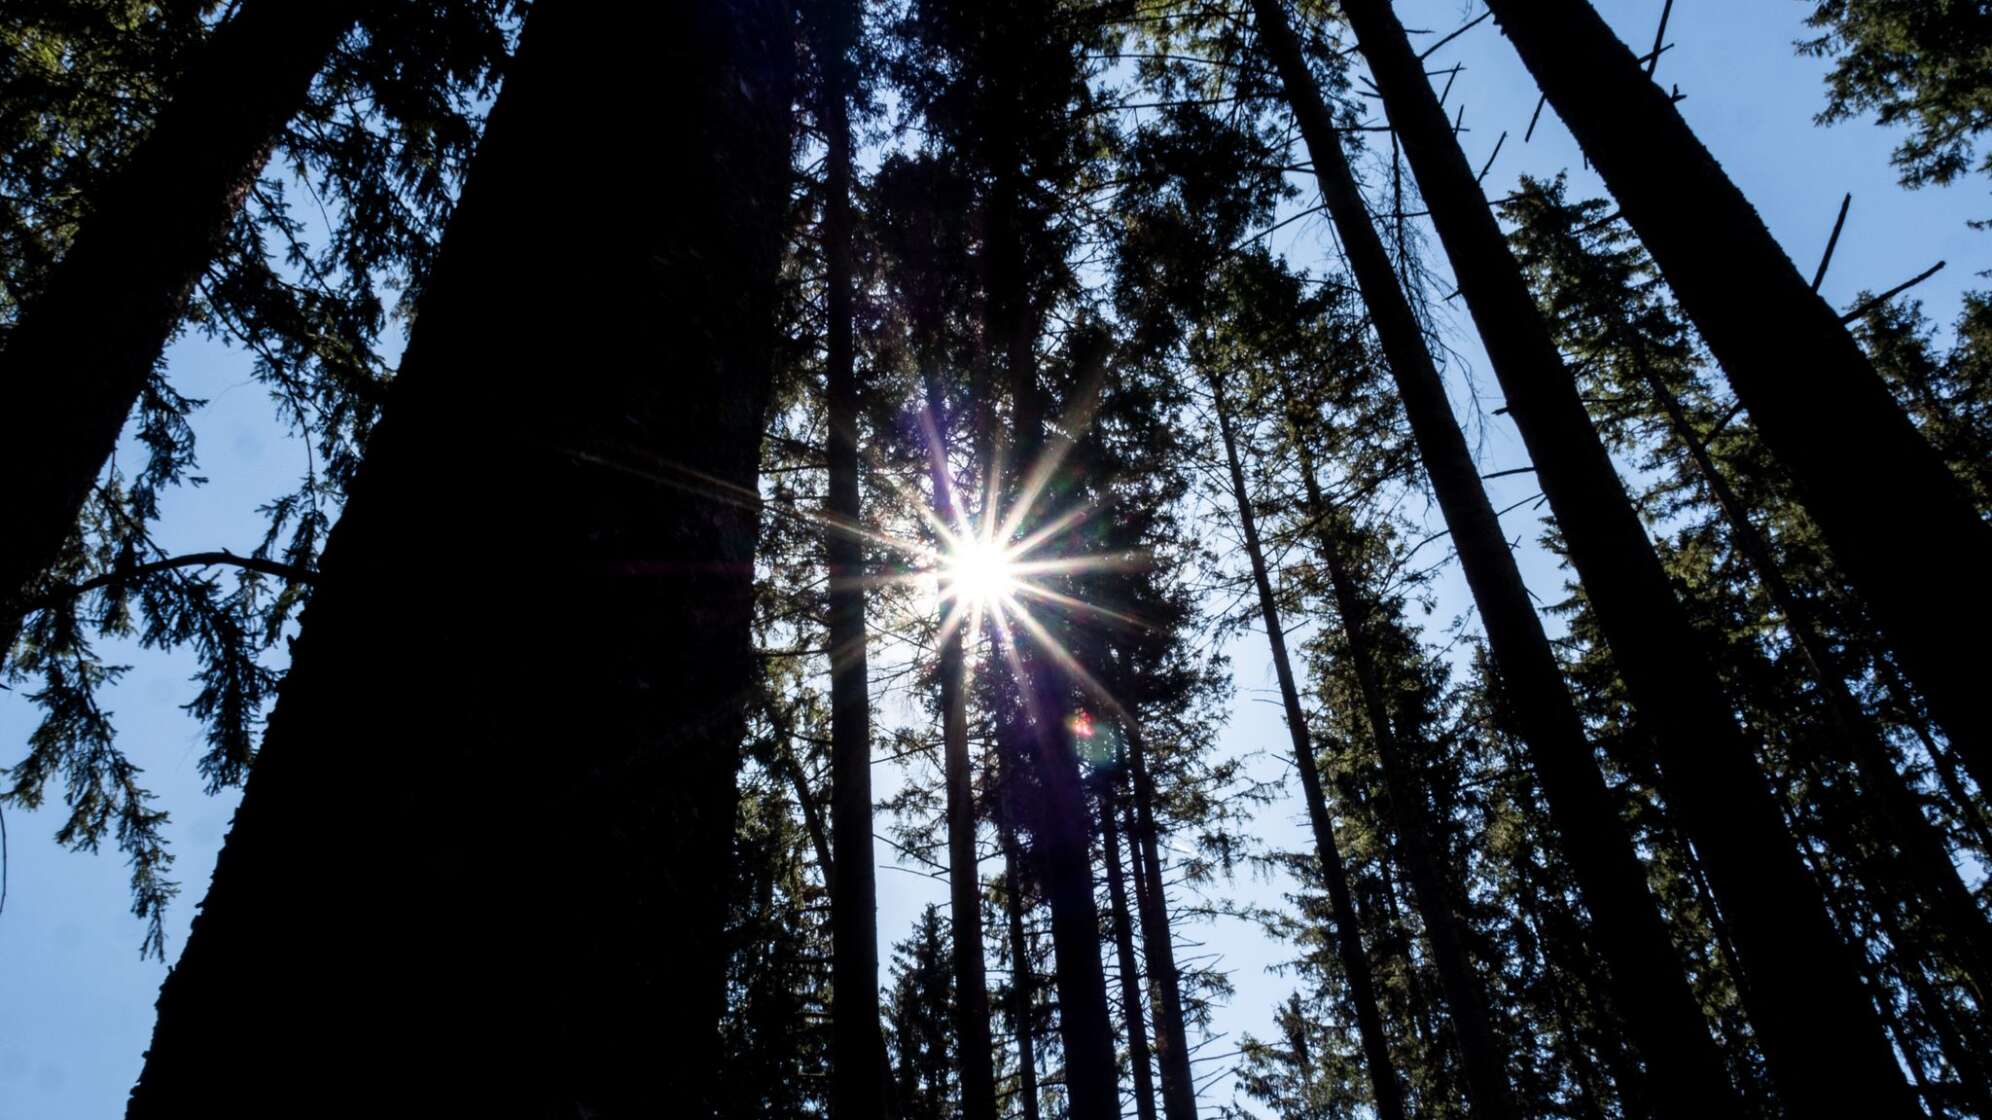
[943,533,1020,609]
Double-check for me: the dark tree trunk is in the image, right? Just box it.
[921,366,1001,1120]
[1125,725,1199,1120]
[125,2,791,1115]
[988,177,1119,1120]
[1208,369,1408,1120]
[1479,0,1992,791]
[0,0,359,656]
[1286,416,1520,1120]
[1246,4,1744,1114]
[1330,1,1916,1110]
[1103,781,1160,1120]
[1001,813,1045,1120]
[816,1,889,1115]
[1641,372,1992,1006]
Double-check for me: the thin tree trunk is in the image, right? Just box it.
[1641,372,1992,1006]
[1103,780,1160,1120]
[1125,725,1199,1120]
[1002,812,1045,1120]
[1479,0,1992,790]
[1285,412,1520,1120]
[126,3,792,1115]
[0,0,360,657]
[817,1,888,1114]
[1208,368,1408,1120]
[1329,1,1915,1109]
[1875,655,1992,856]
[921,360,1002,1120]
[1247,6,1744,1115]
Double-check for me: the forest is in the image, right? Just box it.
[1,0,1989,1117]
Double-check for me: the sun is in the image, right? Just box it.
[942,532,1021,609]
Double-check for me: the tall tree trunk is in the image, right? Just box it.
[1285,410,1520,1120]
[1246,5,1744,1114]
[1125,724,1200,1120]
[126,2,791,1115]
[921,362,1002,1120]
[817,2,888,1115]
[1328,1,1916,1109]
[1640,372,1992,1006]
[1001,809,1045,1120]
[1479,0,1992,788]
[0,0,360,657]
[1208,369,1408,1120]
[1103,780,1160,1120]
[988,184,1119,1120]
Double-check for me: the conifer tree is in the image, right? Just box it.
[1481,0,1992,787]
[125,2,792,1113]
[0,1,361,652]
[1233,5,1744,1111]
[1326,2,1916,1107]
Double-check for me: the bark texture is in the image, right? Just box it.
[126,2,792,1114]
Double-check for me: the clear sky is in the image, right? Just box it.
[2,2,1985,1118]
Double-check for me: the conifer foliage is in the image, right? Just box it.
[2,2,1989,1118]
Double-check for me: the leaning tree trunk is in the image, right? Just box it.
[1640,370,1992,1006]
[1125,724,1200,1120]
[1331,1,1921,1108]
[1102,780,1160,1120]
[1285,410,1520,1120]
[125,2,791,1115]
[816,1,889,1115]
[0,0,360,660]
[1209,369,1408,1120]
[1479,0,1992,792]
[1246,5,1744,1114]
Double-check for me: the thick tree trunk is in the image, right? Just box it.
[989,177,1119,1120]
[1286,418,1520,1120]
[125,2,791,1115]
[817,2,889,1115]
[1125,725,1199,1120]
[1001,813,1045,1120]
[1479,0,1992,790]
[1246,5,1744,1114]
[1103,781,1160,1120]
[1208,370,1408,1120]
[0,0,359,657]
[1329,1,1916,1110]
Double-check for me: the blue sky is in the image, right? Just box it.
[2,2,1985,1117]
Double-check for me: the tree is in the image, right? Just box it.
[1328,1,1917,1109]
[806,0,890,1114]
[1481,0,1992,791]
[1207,359,1409,1120]
[0,1,361,656]
[1236,5,1745,1112]
[1801,0,1992,193]
[125,1,793,1112]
